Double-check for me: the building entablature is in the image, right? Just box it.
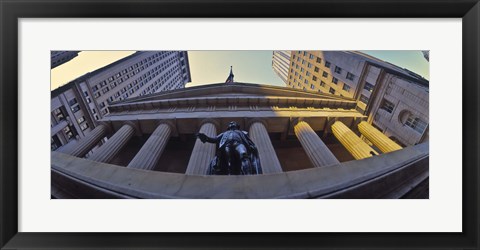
[101,82,364,135]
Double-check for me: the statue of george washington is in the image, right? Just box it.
[196,121,262,175]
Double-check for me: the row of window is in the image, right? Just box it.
[293,51,357,81]
[94,53,179,97]
[379,99,427,134]
[289,72,352,94]
[111,60,181,100]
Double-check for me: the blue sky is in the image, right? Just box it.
[186,50,429,87]
[52,50,429,90]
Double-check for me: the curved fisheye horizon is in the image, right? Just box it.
[50,49,429,200]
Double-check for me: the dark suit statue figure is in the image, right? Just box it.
[196,121,262,175]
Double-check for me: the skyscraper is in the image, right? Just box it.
[276,50,429,146]
[51,51,79,69]
[271,51,291,85]
[51,51,191,151]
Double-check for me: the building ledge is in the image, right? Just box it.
[51,143,428,199]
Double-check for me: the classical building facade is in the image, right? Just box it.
[51,51,79,69]
[271,51,291,84]
[278,51,429,146]
[51,51,191,151]
[52,82,429,199]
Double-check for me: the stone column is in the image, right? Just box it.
[61,124,108,157]
[185,122,217,175]
[249,121,282,173]
[88,123,135,163]
[358,121,402,153]
[331,121,378,160]
[127,123,172,170]
[294,120,340,168]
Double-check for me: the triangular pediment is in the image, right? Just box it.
[107,82,359,115]
[117,82,354,104]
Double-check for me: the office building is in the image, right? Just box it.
[271,51,291,85]
[51,51,79,68]
[51,51,191,151]
[281,51,429,146]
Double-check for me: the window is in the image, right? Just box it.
[80,123,89,131]
[68,98,77,106]
[364,82,374,92]
[310,84,315,89]
[346,72,355,80]
[53,108,65,121]
[304,79,308,84]
[359,94,369,104]
[83,91,89,97]
[405,115,427,133]
[329,87,335,94]
[320,81,326,87]
[306,72,310,76]
[303,51,307,56]
[381,99,395,113]
[342,84,351,92]
[92,85,99,92]
[71,105,80,113]
[77,116,85,124]
[334,66,342,74]
[307,63,312,68]
[300,68,304,72]
[309,54,314,59]
[63,126,75,140]
[322,71,328,78]
[332,77,338,84]
[299,75,303,80]
[99,102,105,108]
[312,76,317,81]
[325,61,331,67]
[314,66,319,72]
[316,57,321,63]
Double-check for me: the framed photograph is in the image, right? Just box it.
[1,0,478,249]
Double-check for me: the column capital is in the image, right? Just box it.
[198,119,220,131]
[290,117,306,127]
[246,118,268,130]
[123,121,142,136]
[97,121,113,135]
[155,120,177,134]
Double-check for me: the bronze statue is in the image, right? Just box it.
[196,121,262,175]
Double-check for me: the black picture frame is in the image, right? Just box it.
[1,0,479,249]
